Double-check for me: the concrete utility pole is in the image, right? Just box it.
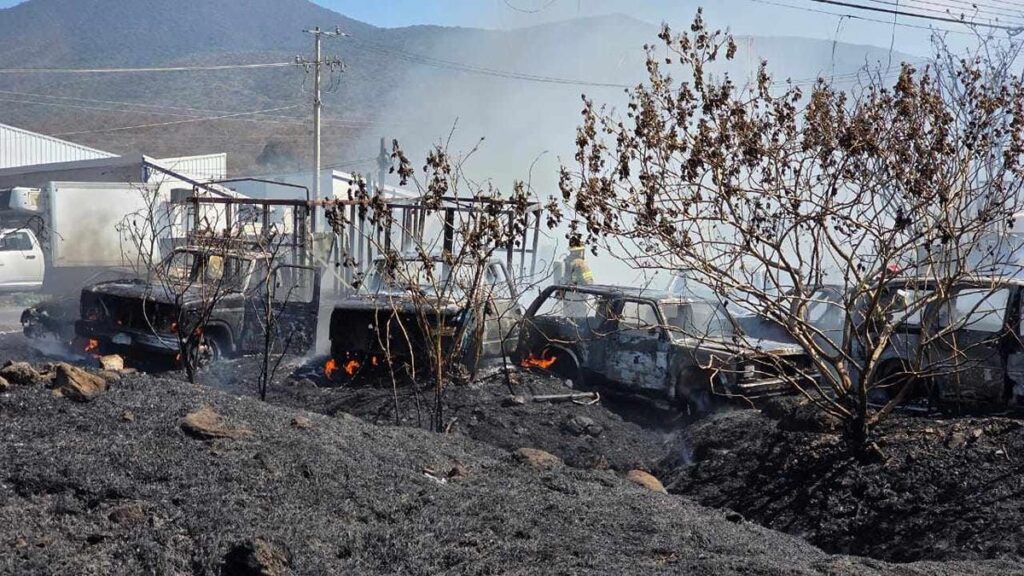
[296,27,345,206]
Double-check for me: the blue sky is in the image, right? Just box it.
[0,0,1006,56]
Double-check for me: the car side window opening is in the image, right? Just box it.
[666,302,734,338]
[618,300,659,330]
[939,288,1010,333]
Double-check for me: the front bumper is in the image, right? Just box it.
[75,321,179,354]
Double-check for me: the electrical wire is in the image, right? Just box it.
[502,0,558,13]
[808,0,1024,30]
[863,0,1024,24]
[50,105,303,136]
[740,0,977,34]
[0,62,294,75]
[344,35,633,89]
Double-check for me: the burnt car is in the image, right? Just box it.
[516,284,815,412]
[327,255,522,382]
[75,246,320,363]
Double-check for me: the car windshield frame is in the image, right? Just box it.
[360,258,481,297]
[662,300,736,340]
[160,249,251,292]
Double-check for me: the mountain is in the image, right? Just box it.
[0,0,916,186]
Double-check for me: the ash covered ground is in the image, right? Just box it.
[1,328,1024,574]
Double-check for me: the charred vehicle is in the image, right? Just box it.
[327,255,522,381]
[75,246,320,363]
[516,285,815,412]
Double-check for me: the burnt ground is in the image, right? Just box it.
[657,397,1024,563]
[201,356,673,473]
[3,322,1024,572]
[2,369,1023,576]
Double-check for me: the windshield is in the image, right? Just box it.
[663,301,734,339]
[161,250,250,291]
[361,259,479,296]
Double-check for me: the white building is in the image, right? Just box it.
[0,123,117,169]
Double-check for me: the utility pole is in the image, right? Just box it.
[296,27,345,206]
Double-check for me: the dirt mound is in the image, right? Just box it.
[658,400,1024,563]
[2,374,1021,575]
[203,359,671,472]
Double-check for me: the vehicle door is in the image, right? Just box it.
[0,230,43,290]
[242,263,321,355]
[603,298,671,392]
[931,285,1015,405]
[479,261,520,357]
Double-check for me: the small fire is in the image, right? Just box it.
[85,339,100,353]
[521,352,558,370]
[324,358,339,378]
[343,359,361,376]
[371,356,379,368]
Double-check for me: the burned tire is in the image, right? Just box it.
[188,332,227,369]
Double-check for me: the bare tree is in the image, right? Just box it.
[325,139,546,431]
[557,11,1024,449]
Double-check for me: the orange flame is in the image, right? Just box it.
[85,339,100,353]
[343,359,361,376]
[324,358,339,378]
[521,352,557,370]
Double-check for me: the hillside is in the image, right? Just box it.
[0,0,916,184]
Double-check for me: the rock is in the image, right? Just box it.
[108,502,146,525]
[97,354,125,372]
[448,463,470,479]
[54,363,108,402]
[97,370,122,383]
[946,431,968,450]
[0,361,42,386]
[626,469,667,494]
[181,407,252,440]
[725,510,745,523]
[221,538,291,576]
[121,410,135,423]
[563,415,602,437]
[514,447,562,470]
[0,375,8,392]
[502,394,527,407]
[290,416,312,430]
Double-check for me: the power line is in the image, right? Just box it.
[740,0,977,34]
[0,62,294,75]
[345,35,633,89]
[51,105,303,136]
[0,89,395,128]
[809,0,1024,30]
[864,0,1024,24]
[501,0,558,13]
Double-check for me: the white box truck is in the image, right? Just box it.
[0,182,160,292]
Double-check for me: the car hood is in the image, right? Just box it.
[83,280,211,307]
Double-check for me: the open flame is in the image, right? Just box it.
[521,352,558,370]
[324,358,339,379]
[85,339,100,353]
[343,359,361,376]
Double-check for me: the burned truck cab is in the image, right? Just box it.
[326,255,522,381]
[75,246,320,362]
[517,285,815,412]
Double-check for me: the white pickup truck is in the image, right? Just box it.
[0,228,45,292]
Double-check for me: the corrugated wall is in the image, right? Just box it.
[153,154,227,182]
[0,123,116,169]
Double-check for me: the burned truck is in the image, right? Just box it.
[516,285,815,412]
[326,254,522,382]
[75,245,320,364]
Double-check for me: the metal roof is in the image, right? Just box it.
[0,123,116,169]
